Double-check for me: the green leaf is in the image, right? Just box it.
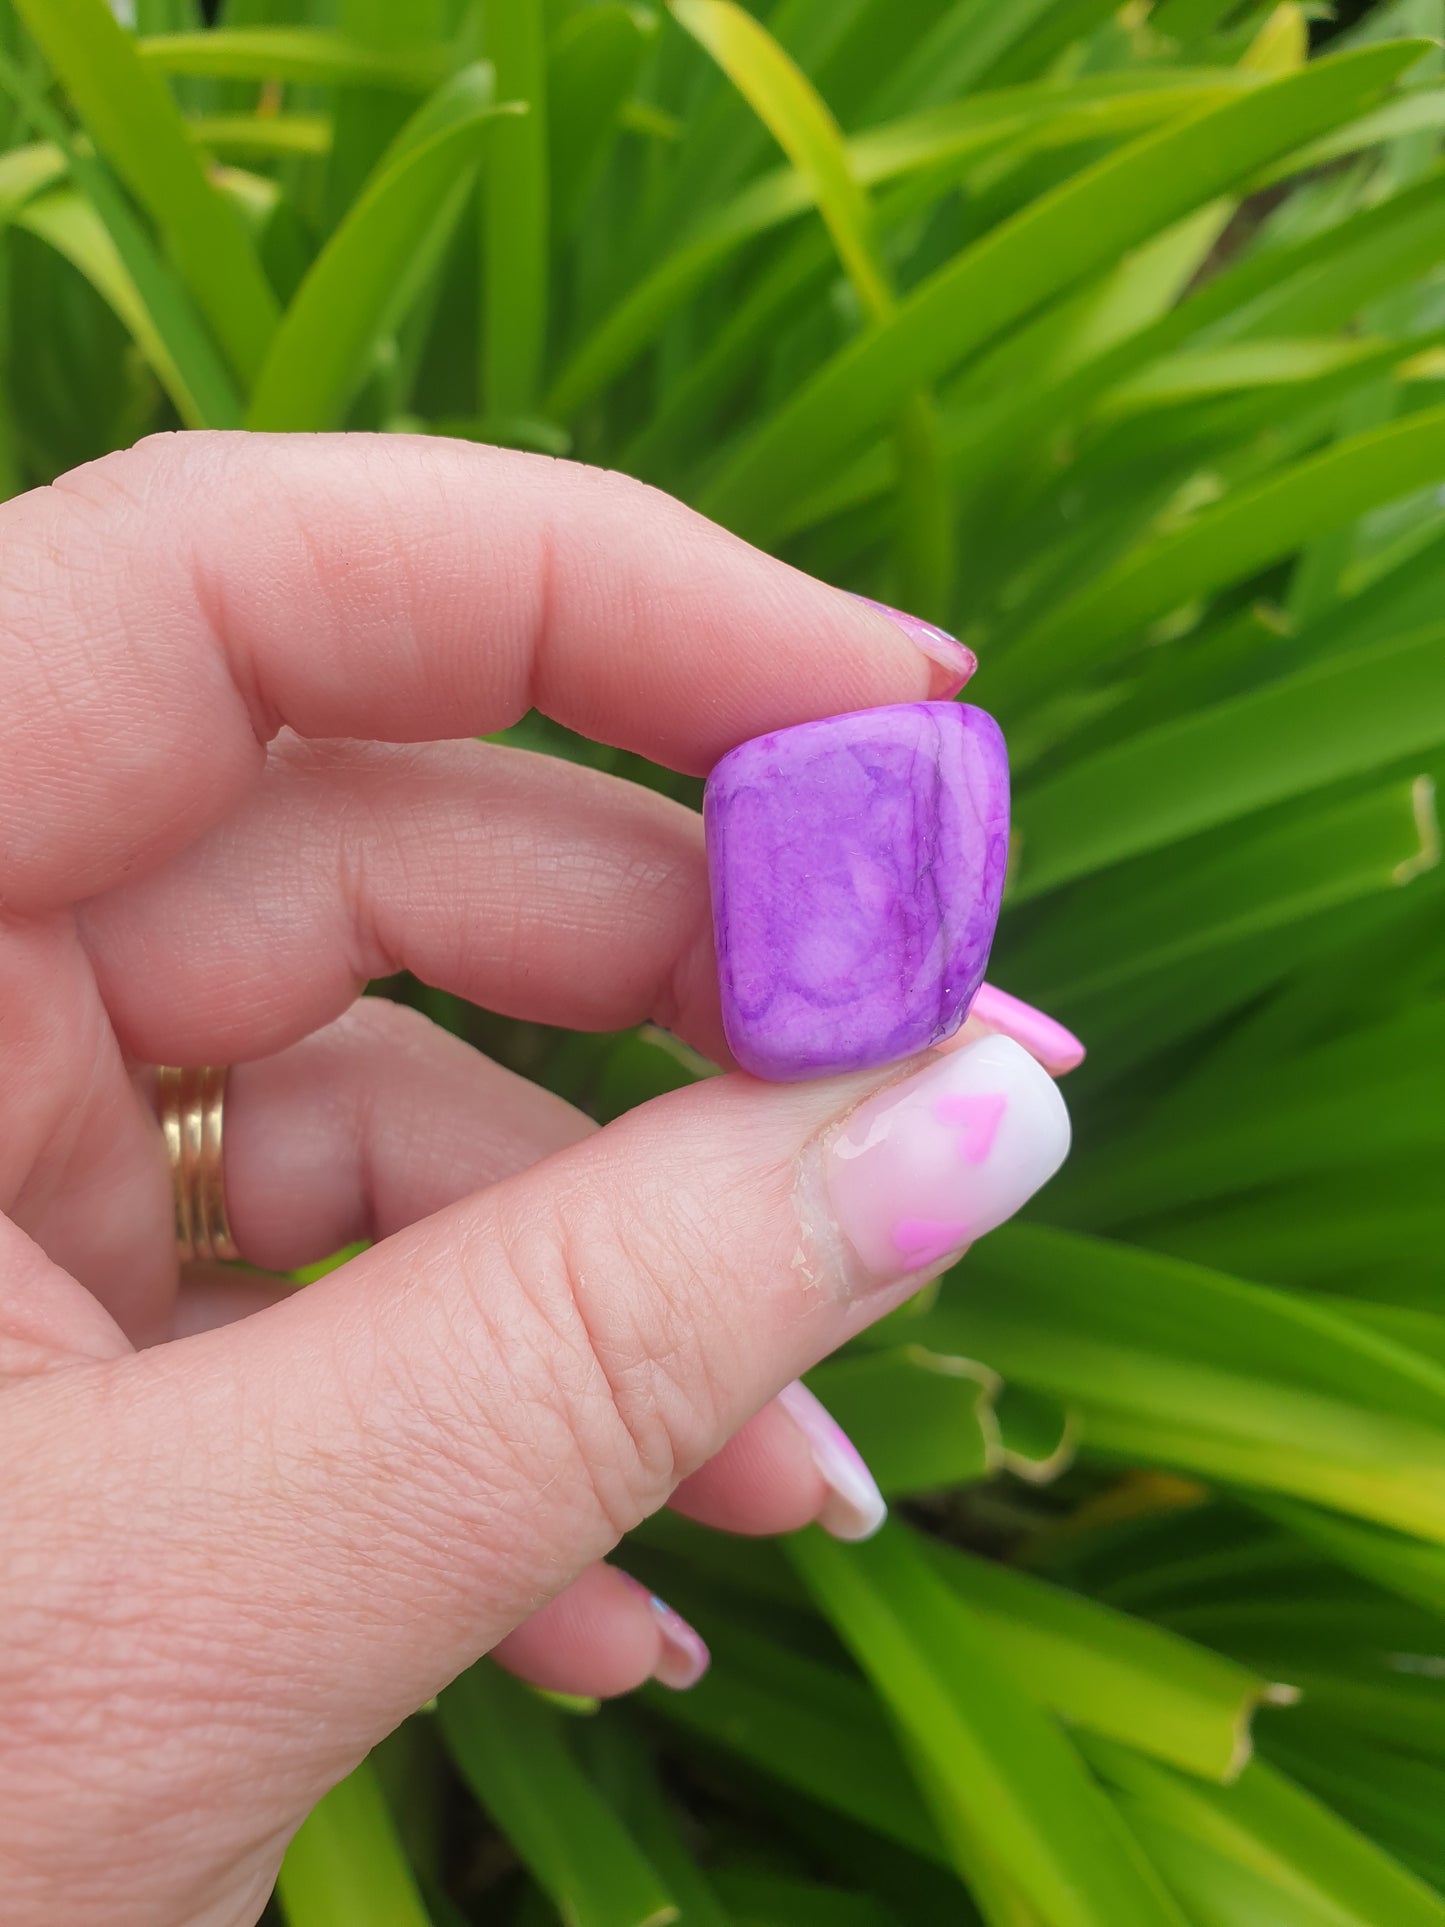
[0,138,63,216]
[805,1346,998,1495]
[920,1536,1290,1783]
[1087,1739,1445,1927]
[591,1024,713,1125]
[1125,1154,1445,1292]
[1056,1003,1445,1226]
[789,1526,1190,1927]
[482,0,548,416]
[776,199,1236,540]
[548,71,1242,421]
[866,0,1080,117]
[137,28,448,90]
[548,4,655,232]
[438,1665,678,1927]
[643,1621,946,1864]
[915,1225,1445,1541]
[277,1758,432,1927]
[187,113,333,161]
[1095,335,1398,418]
[1265,1724,1445,1892]
[670,0,951,606]
[18,185,240,426]
[672,0,889,318]
[699,42,1427,538]
[991,401,1445,711]
[1260,1499,1445,1615]
[1008,777,1439,1003]
[321,1,447,237]
[1011,623,1445,900]
[712,1871,897,1927]
[572,1719,734,1927]
[11,0,278,383]
[0,60,243,428]
[995,1382,1079,1483]
[1257,83,1445,183]
[1205,165,1445,345]
[247,72,518,433]
[804,161,1445,558]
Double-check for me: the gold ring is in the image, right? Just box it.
[154,1065,240,1263]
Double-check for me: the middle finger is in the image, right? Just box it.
[80,735,725,1069]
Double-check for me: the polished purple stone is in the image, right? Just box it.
[704,702,1009,1082]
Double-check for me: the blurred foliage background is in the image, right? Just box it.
[3,0,1445,1922]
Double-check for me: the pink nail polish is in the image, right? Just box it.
[965,983,1086,1075]
[620,1575,711,1690]
[777,1380,887,1542]
[856,595,978,698]
[824,1034,1070,1281]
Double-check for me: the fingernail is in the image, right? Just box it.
[965,983,1086,1075]
[777,1380,887,1541]
[622,1576,711,1690]
[824,1034,1070,1283]
[855,595,977,698]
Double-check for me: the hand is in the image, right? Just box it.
[0,433,1072,1927]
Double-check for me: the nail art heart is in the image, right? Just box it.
[892,1216,971,1269]
[934,1091,1006,1164]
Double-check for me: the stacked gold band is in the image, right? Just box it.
[154,1065,240,1263]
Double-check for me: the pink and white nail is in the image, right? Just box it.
[777,1380,887,1542]
[825,1033,1071,1279]
[646,1595,711,1690]
[855,595,978,697]
[617,1572,710,1689]
[958,982,1085,1075]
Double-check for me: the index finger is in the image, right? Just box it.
[0,432,970,913]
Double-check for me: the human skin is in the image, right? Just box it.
[0,433,1073,1927]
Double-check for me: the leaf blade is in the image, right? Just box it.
[699,42,1427,538]
[11,0,278,382]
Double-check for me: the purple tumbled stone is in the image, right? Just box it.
[703,702,1010,1082]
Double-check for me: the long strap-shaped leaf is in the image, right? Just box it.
[0,58,241,426]
[18,187,240,429]
[11,0,278,385]
[1010,778,1437,1004]
[1085,1738,1445,1927]
[698,41,1426,541]
[672,0,890,316]
[137,27,448,91]
[917,1224,1445,1541]
[1011,620,1445,899]
[670,0,949,608]
[438,1663,678,1927]
[248,71,519,433]
[547,72,1244,420]
[0,138,64,214]
[918,1534,1291,1785]
[276,1758,433,1927]
[482,0,548,417]
[991,400,1445,710]
[789,1526,1190,1927]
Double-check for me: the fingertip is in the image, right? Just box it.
[851,596,978,700]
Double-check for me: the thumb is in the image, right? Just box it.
[12,1033,1067,1910]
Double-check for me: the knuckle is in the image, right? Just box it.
[399,1173,727,1554]
[520,1162,733,1487]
